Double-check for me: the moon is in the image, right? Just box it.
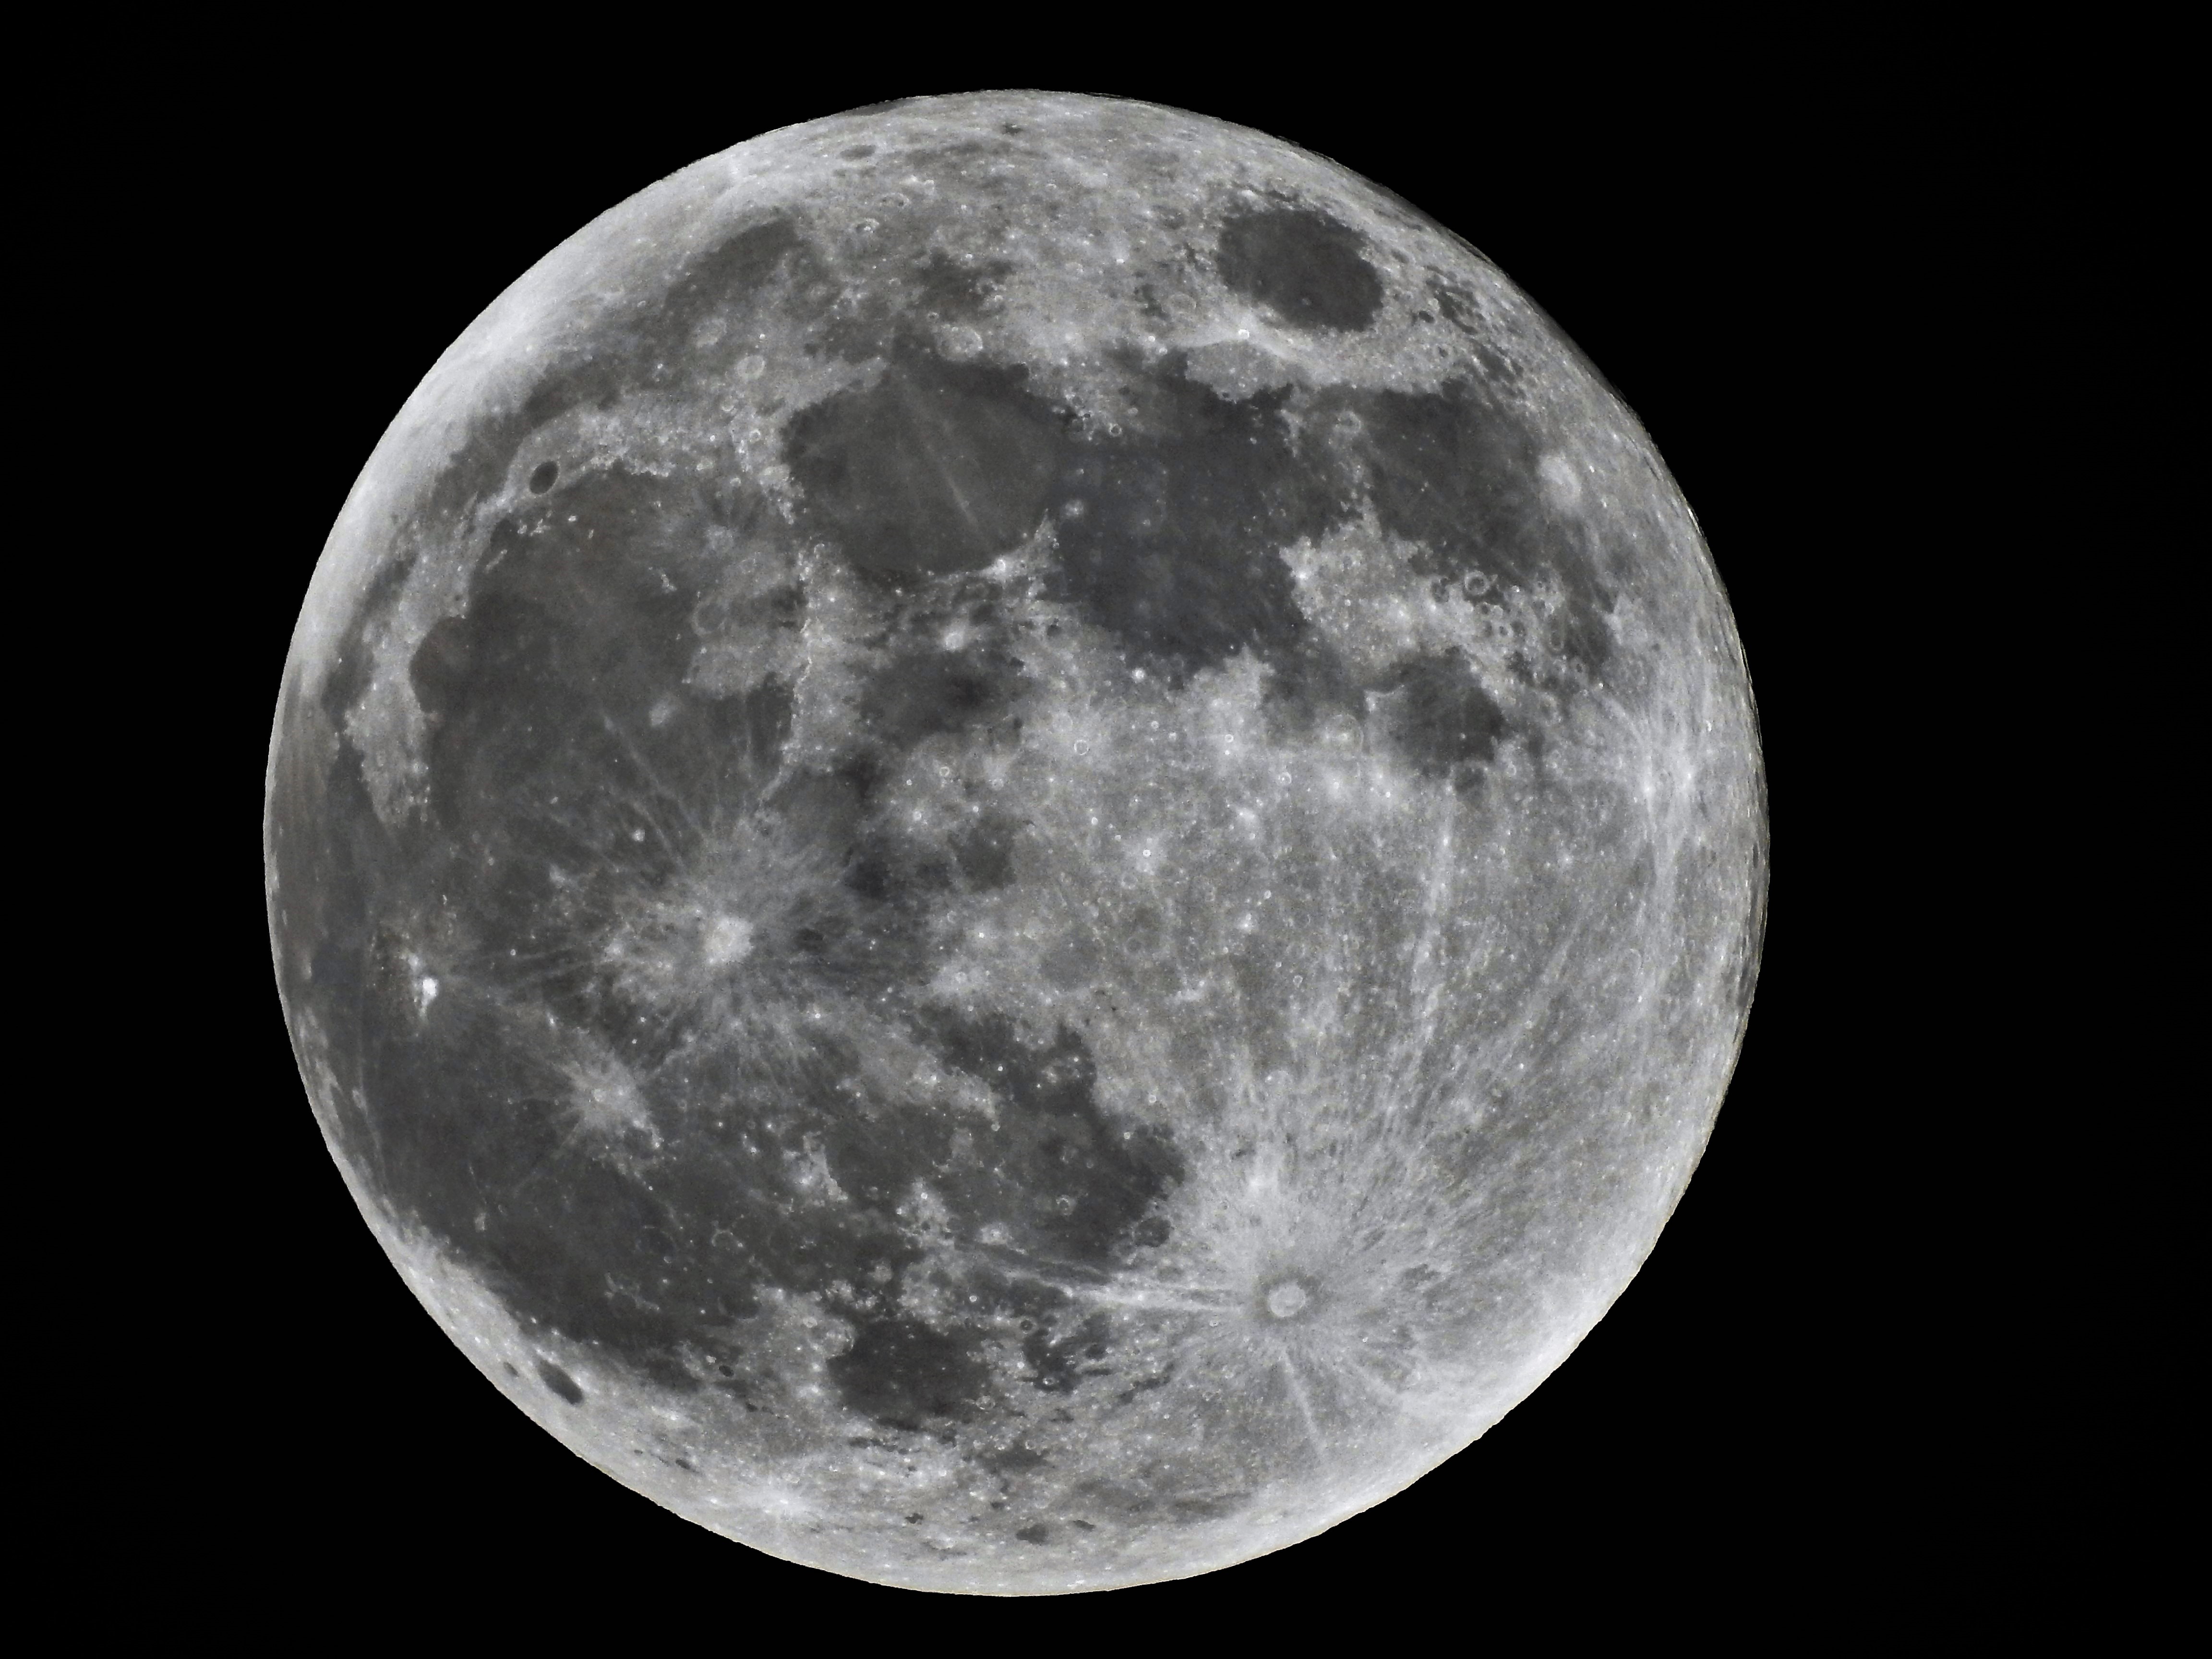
[266,90,1765,1595]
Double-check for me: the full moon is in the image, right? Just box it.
[266,91,1765,1594]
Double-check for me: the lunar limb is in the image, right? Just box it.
[266,92,1765,1593]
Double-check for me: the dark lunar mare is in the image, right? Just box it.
[274,166,1647,1448]
[785,348,1067,581]
[1354,379,1617,680]
[278,409,1191,1417]
[1046,362,1353,681]
[1380,649,1511,791]
[1214,204,1386,333]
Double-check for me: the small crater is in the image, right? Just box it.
[1262,1278,1310,1320]
[528,460,559,494]
[1015,1524,1052,1545]
[537,1360,584,1405]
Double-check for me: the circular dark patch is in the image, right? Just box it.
[1215,205,1385,332]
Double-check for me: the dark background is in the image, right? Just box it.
[207,61,1974,1631]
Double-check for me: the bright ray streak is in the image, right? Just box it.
[1273,1339,1326,1456]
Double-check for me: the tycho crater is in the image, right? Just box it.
[266,91,1766,1595]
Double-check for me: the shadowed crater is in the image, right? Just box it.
[538,1360,585,1404]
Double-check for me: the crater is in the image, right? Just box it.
[537,1360,585,1404]
[700,914,754,967]
[1261,1278,1310,1320]
[1215,204,1384,332]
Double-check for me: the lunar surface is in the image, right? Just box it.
[266,91,1765,1594]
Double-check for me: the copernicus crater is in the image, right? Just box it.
[266,90,1766,1595]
